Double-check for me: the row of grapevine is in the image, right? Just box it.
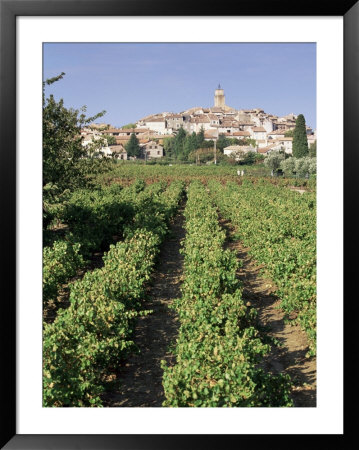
[43,181,185,407]
[208,179,316,355]
[161,181,293,407]
[42,180,165,311]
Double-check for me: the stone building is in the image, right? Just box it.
[214,84,226,108]
[131,86,314,147]
[141,141,164,159]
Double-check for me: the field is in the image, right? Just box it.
[43,163,316,407]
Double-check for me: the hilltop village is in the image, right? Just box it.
[81,85,316,161]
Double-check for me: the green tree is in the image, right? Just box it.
[292,114,309,158]
[284,129,294,137]
[202,139,214,149]
[280,156,296,176]
[196,127,205,148]
[264,151,285,173]
[43,72,106,191]
[309,140,317,157]
[173,126,187,159]
[122,123,137,129]
[163,136,174,158]
[240,151,256,165]
[106,135,117,146]
[216,134,230,153]
[125,133,141,158]
[183,132,198,159]
[295,157,316,177]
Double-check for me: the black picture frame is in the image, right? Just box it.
[1,0,355,448]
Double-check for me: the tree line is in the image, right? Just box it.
[124,127,256,161]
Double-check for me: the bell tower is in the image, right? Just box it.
[214,83,225,108]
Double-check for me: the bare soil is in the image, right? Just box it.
[102,210,185,407]
[221,219,316,407]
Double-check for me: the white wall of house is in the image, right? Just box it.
[272,138,293,154]
[260,118,275,133]
[145,121,167,134]
[252,130,267,141]
[307,135,316,147]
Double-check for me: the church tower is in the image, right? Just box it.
[214,84,225,108]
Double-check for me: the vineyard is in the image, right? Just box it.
[43,164,316,407]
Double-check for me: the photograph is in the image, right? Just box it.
[2,3,352,445]
[42,42,317,408]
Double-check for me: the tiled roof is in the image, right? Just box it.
[109,145,126,153]
[105,128,149,134]
[204,129,218,136]
[224,145,245,151]
[165,114,183,119]
[252,127,267,132]
[146,118,166,122]
[257,143,277,153]
[233,131,251,136]
[194,116,210,123]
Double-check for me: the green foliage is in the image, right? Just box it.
[173,126,187,159]
[294,157,316,177]
[106,135,117,146]
[264,151,285,172]
[196,127,205,148]
[280,157,316,178]
[121,123,137,129]
[42,179,148,313]
[188,148,215,164]
[216,134,229,152]
[292,114,309,158]
[309,140,316,157]
[242,137,257,148]
[43,241,84,306]
[43,181,185,407]
[162,128,215,161]
[183,132,198,159]
[43,73,106,191]
[163,136,174,157]
[284,129,294,137]
[240,151,256,165]
[162,181,293,407]
[43,230,159,407]
[209,180,316,355]
[280,157,296,176]
[125,133,141,158]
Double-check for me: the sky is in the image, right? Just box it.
[43,43,316,129]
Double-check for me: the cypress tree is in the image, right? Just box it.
[125,133,141,158]
[173,126,187,159]
[196,127,205,148]
[292,114,309,158]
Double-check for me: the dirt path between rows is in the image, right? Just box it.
[103,210,185,407]
[221,219,317,407]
